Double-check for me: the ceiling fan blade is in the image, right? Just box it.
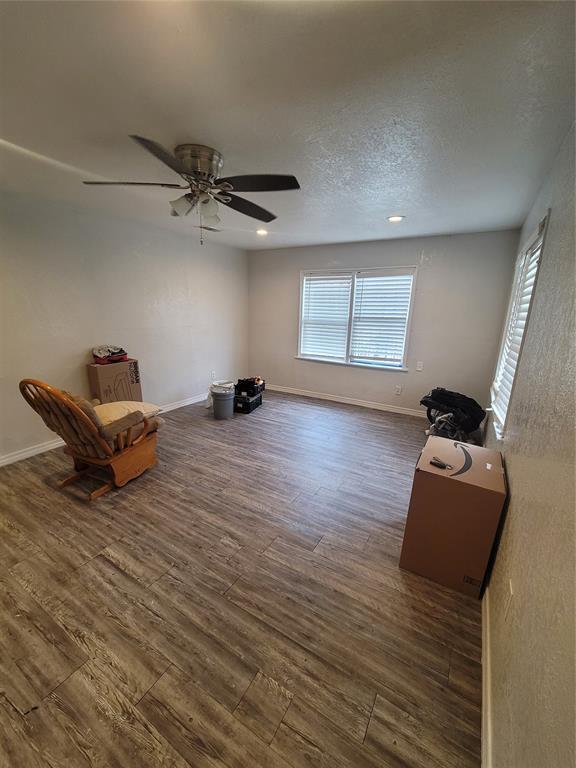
[218,193,276,222]
[215,174,300,192]
[83,181,187,188]
[130,135,188,176]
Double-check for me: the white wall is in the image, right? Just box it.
[248,231,518,414]
[484,126,575,767]
[0,191,249,461]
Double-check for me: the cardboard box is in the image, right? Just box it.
[87,359,142,403]
[399,436,507,598]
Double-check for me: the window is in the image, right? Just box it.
[491,227,545,433]
[299,273,353,361]
[299,267,415,369]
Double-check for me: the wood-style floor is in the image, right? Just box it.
[0,391,482,768]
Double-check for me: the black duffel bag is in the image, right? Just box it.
[420,387,486,433]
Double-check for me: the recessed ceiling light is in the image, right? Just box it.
[257,229,268,236]
[387,215,405,223]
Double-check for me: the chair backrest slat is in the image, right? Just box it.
[19,379,113,460]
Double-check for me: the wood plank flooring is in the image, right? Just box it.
[0,391,482,767]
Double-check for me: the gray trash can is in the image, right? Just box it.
[212,389,235,420]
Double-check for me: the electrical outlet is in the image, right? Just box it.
[416,361,424,371]
[504,579,514,621]
[395,385,402,396]
[210,370,216,381]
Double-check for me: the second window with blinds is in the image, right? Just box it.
[490,226,545,435]
[298,267,416,369]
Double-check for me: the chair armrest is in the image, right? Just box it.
[131,416,163,444]
[98,411,144,441]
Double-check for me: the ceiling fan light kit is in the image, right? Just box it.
[83,135,300,238]
[169,194,194,217]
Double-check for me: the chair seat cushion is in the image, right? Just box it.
[94,400,161,425]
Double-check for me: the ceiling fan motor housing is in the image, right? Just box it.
[174,144,223,183]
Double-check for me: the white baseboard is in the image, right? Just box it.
[159,392,208,413]
[0,437,65,468]
[0,392,209,468]
[267,383,426,418]
[482,587,493,768]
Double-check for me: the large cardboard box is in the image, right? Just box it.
[399,436,506,598]
[87,359,142,403]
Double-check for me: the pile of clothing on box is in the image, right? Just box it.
[92,345,128,365]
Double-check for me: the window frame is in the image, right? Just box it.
[297,266,417,371]
[490,215,548,437]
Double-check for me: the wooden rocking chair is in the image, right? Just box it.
[19,379,162,500]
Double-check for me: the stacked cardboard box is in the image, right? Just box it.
[87,359,142,403]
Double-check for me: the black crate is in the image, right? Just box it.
[234,393,263,414]
[235,378,265,397]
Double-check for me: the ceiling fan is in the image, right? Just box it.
[83,135,300,227]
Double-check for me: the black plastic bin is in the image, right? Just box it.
[235,378,265,397]
[234,393,263,414]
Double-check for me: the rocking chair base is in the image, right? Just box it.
[59,468,114,500]
[62,432,158,501]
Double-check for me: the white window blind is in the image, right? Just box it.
[350,271,414,367]
[299,274,353,361]
[491,235,543,430]
[299,268,415,368]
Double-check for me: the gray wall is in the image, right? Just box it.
[0,191,249,460]
[248,231,518,413]
[485,126,575,767]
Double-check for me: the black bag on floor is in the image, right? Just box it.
[420,387,486,433]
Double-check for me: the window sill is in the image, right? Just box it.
[295,355,409,372]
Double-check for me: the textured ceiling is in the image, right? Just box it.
[0,1,574,249]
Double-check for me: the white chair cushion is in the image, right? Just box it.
[94,400,161,425]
